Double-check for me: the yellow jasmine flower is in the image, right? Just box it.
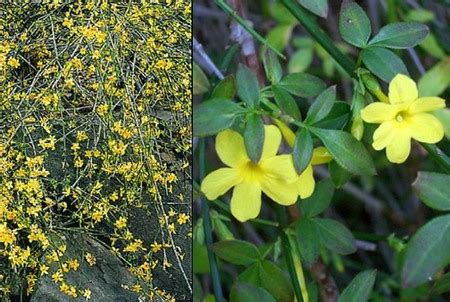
[201,125,299,222]
[0,223,15,245]
[361,74,446,163]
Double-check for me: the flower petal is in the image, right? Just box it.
[311,147,333,165]
[216,129,248,167]
[201,168,242,200]
[230,182,262,222]
[296,164,315,199]
[385,131,411,163]
[408,113,444,144]
[261,125,282,160]
[388,74,418,104]
[261,176,298,206]
[372,121,397,150]
[360,102,401,123]
[261,154,297,183]
[408,97,446,114]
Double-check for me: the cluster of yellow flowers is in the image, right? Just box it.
[201,75,446,222]
[1,0,191,300]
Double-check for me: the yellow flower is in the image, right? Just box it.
[361,74,446,163]
[201,125,299,222]
[114,217,127,229]
[0,223,15,245]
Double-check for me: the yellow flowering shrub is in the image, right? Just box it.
[0,0,191,300]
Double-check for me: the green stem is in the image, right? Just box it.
[275,205,303,302]
[198,139,224,302]
[280,0,355,76]
[420,143,450,174]
[289,235,310,302]
[214,0,285,58]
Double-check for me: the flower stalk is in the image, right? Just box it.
[275,205,304,302]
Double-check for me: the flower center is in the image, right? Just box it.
[239,161,264,182]
[395,113,405,122]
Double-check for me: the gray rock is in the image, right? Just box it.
[31,233,142,302]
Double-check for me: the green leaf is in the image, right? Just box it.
[299,0,329,18]
[299,178,335,217]
[313,101,351,130]
[271,1,297,25]
[313,218,356,255]
[239,260,294,302]
[263,49,283,84]
[339,270,377,302]
[272,85,301,120]
[288,48,314,73]
[419,34,446,59]
[244,114,265,163]
[194,99,245,137]
[405,9,435,23]
[213,239,261,266]
[368,22,429,49]
[278,72,326,97]
[193,241,210,274]
[433,109,450,139]
[311,128,375,176]
[402,214,450,288]
[418,57,450,97]
[230,282,276,302]
[193,62,210,95]
[413,172,450,211]
[266,24,294,52]
[339,0,371,47]
[295,217,321,265]
[237,64,260,107]
[305,86,336,124]
[431,273,450,294]
[361,46,408,82]
[211,75,236,100]
[329,160,352,187]
[293,128,313,174]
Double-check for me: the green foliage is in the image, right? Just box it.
[244,114,265,163]
[368,22,429,49]
[211,75,237,99]
[213,240,262,266]
[263,50,283,84]
[230,282,276,302]
[299,179,335,217]
[418,57,450,96]
[236,64,260,107]
[361,46,409,82]
[193,98,245,137]
[402,215,450,287]
[293,128,313,174]
[194,62,210,95]
[339,270,377,302]
[339,0,371,48]
[314,218,356,255]
[277,72,326,97]
[413,172,450,211]
[238,260,294,302]
[272,84,301,120]
[298,0,329,18]
[311,128,376,176]
[304,85,337,124]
